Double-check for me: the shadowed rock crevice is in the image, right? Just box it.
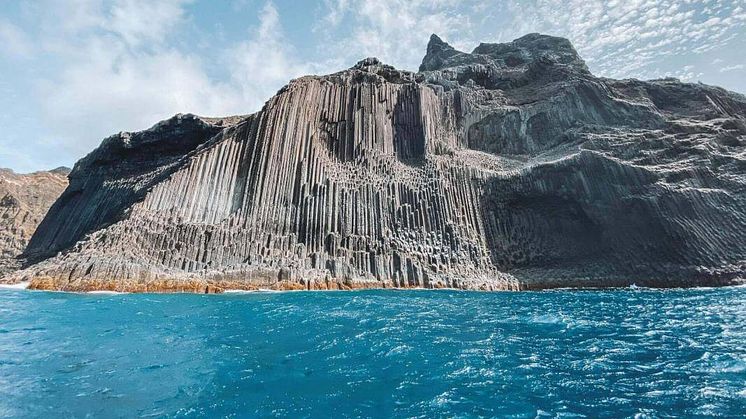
[4,33,745,292]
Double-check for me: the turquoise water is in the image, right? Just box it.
[0,287,744,418]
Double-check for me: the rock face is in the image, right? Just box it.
[0,167,69,276]
[6,33,746,292]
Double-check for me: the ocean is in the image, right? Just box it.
[0,287,744,417]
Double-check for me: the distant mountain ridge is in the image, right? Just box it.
[0,167,69,275]
[4,33,745,292]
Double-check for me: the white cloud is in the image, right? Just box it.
[2,0,745,173]
[27,0,241,158]
[316,0,350,28]
[227,2,336,111]
[26,0,326,160]
[720,63,745,72]
[37,42,242,157]
[312,0,745,81]
[498,0,746,80]
[316,0,476,70]
[108,0,191,47]
[0,19,34,58]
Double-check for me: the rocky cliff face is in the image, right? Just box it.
[6,34,746,292]
[0,167,69,275]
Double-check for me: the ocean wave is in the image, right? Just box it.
[0,281,29,290]
[86,290,127,295]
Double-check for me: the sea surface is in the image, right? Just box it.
[0,287,744,418]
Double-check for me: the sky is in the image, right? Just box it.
[0,0,744,173]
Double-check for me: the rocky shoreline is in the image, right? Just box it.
[4,270,741,294]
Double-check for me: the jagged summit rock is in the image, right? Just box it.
[420,33,589,73]
[419,34,463,72]
[472,33,589,71]
[334,56,419,84]
[353,57,383,68]
[420,33,592,91]
[4,33,745,292]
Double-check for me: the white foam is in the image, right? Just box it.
[86,290,126,295]
[0,281,30,290]
[223,289,259,294]
[224,288,286,294]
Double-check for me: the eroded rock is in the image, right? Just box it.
[5,34,745,292]
[0,167,69,276]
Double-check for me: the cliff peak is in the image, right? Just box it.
[472,33,588,72]
[426,33,455,53]
[419,33,463,72]
[420,32,589,76]
[347,56,418,84]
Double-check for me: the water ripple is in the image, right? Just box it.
[0,287,744,417]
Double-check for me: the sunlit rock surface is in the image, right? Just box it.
[0,167,69,275]
[7,34,746,292]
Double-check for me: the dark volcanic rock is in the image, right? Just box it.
[6,33,746,292]
[24,114,244,261]
[0,168,69,276]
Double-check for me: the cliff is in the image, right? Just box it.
[5,34,746,292]
[0,167,69,275]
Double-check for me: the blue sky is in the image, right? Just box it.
[1,0,745,173]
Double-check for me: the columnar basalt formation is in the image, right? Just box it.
[0,167,69,276]
[5,34,746,292]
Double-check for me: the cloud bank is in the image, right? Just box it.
[0,0,744,172]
